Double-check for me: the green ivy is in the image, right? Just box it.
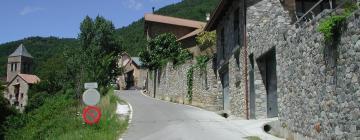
[318,1,358,42]
[196,55,209,71]
[186,66,195,102]
[186,55,210,102]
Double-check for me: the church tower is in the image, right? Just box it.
[6,44,33,82]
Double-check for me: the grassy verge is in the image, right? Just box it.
[3,89,128,140]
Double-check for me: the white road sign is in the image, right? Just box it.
[82,89,101,106]
[84,82,98,89]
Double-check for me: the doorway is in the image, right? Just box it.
[125,70,135,90]
[14,84,20,106]
[220,65,230,113]
[256,48,278,118]
[249,54,256,119]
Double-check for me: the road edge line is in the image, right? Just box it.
[115,90,134,140]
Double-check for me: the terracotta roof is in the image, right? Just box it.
[9,44,33,58]
[18,74,40,84]
[145,14,206,29]
[177,28,203,41]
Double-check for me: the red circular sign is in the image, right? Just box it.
[82,106,101,125]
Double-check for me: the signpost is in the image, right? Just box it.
[82,88,100,106]
[84,82,98,89]
[82,82,101,125]
[82,106,102,125]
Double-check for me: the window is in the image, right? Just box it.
[10,63,13,71]
[14,63,17,71]
[233,8,240,45]
[221,28,225,60]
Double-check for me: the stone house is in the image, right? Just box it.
[117,53,147,90]
[205,0,359,139]
[3,44,40,112]
[6,74,40,112]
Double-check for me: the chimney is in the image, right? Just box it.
[206,13,210,21]
[152,7,155,13]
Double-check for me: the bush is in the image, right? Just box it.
[318,1,358,42]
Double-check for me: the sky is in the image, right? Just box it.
[0,0,181,44]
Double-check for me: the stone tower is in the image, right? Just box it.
[6,44,33,82]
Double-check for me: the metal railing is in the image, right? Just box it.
[294,0,326,25]
[294,0,355,26]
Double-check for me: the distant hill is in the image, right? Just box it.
[0,0,219,79]
[116,0,219,56]
[0,37,79,79]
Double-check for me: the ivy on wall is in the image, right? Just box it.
[186,55,210,103]
[318,1,358,42]
[186,66,194,102]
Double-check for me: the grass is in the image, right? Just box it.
[4,89,128,140]
[245,136,262,140]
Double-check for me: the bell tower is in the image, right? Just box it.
[6,44,33,82]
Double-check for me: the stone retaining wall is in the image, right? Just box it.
[276,9,360,140]
[146,60,222,111]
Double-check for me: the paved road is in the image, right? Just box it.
[116,90,248,140]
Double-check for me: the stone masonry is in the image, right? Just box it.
[276,9,360,140]
[146,60,223,111]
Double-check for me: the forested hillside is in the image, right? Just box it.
[116,0,219,56]
[0,0,219,79]
[0,37,79,79]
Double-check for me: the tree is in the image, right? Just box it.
[196,31,216,56]
[76,16,122,91]
[139,33,191,70]
[0,83,17,139]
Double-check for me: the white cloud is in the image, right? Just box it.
[19,6,44,16]
[124,0,143,10]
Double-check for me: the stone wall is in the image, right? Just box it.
[246,0,292,119]
[146,60,222,111]
[156,62,191,103]
[192,60,222,111]
[276,9,360,140]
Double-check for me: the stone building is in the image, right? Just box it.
[205,0,359,139]
[117,53,147,90]
[4,44,40,112]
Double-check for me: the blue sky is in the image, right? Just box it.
[0,0,181,44]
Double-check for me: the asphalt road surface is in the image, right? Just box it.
[116,90,248,140]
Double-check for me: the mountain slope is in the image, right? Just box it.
[0,37,79,79]
[0,0,219,78]
[116,0,219,56]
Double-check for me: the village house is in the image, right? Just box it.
[117,53,147,90]
[144,13,209,56]
[3,44,40,112]
[205,0,359,139]
[144,14,223,111]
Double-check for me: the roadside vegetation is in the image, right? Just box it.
[1,16,126,140]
